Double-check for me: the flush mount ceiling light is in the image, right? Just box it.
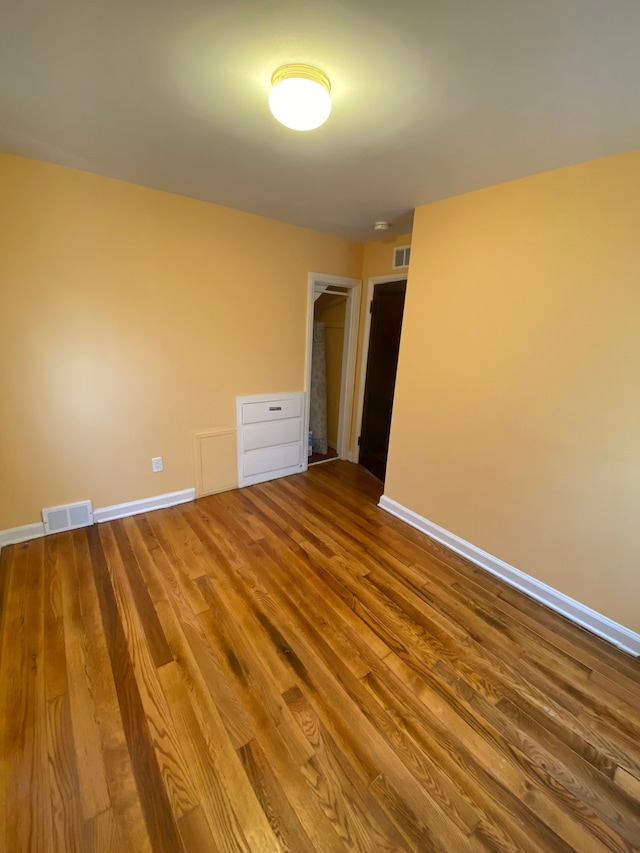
[269,64,331,131]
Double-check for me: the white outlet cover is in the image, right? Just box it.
[152,456,163,472]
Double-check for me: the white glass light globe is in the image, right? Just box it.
[269,75,331,131]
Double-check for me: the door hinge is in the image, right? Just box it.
[369,301,373,314]
[357,436,361,446]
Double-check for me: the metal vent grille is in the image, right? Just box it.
[393,245,411,269]
[42,500,93,535]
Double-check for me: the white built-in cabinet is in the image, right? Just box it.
[236,392,306,487]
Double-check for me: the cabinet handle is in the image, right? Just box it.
[268,406,282,411]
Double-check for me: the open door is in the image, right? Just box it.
[305,273,361,466]
[358,279,406,481]
[311,292,348,462]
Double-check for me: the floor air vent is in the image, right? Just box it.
[42,500,94,534]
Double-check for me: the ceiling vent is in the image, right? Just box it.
[42,500,94,535]
[393,245,411,269]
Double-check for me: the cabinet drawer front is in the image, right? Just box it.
[243,419,301,452]
[243,443,301,477]
[242,398,301,424]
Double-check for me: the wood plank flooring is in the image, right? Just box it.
[1,460,639,852]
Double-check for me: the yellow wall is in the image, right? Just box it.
[386,150,640,632]
[0,154,362,529]
[314,294,347,448]
[360,233,412,285]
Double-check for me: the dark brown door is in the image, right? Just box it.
[359,280,406,481]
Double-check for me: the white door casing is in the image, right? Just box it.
[305,273,362,464]
[353,272,408,463]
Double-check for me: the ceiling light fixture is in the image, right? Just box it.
[269,64,331,131]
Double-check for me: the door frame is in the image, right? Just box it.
[353,273,408,463]
[305,272,362,466]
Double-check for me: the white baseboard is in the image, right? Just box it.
[0,521,46,549]
[93,488,196,523]
[378,495,640,658]
[0,488,196,550]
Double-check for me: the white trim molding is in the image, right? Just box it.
[379,495,640,657]
[0,521,46,549]
[306,272,362,463]
[0,488,197,551]
[93,488,196,523]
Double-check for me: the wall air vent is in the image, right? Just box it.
[42,500,94,534]
[393,245,411,269]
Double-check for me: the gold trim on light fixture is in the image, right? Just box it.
[270,64,331,94]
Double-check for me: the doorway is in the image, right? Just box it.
[356,277,407,482]
[305,273,362,468]
[311,290,346,462]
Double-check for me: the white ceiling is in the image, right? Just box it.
[1,0,640,241]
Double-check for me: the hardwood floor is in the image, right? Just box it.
[309,447,339,465]
[1,461,639,852]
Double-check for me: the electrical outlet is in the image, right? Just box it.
[151,456,163,473]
